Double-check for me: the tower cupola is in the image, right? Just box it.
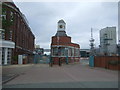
[57,19,66,31]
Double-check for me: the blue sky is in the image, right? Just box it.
[13,1,118,49]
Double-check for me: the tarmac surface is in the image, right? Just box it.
[2,59,119,88]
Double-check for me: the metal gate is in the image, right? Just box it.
[34,54,50,64]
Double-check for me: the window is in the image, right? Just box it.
[61,48,65,56]
[2,15,6,20]
[52,47,66,56]
[2,8,6,20]
[10,11,14,22]
[0,29,5,39]
[9,30,12,40]
[53,48,58,56]
[0,30,2,39]
[75,48,78,56]
[111,31,112,39]
[76,48,80,57]
[65,48,68,56]
[69,48,72,56]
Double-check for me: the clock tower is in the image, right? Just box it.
[55,19,67,36]
[58,19,66,31]
[51,19,80,65]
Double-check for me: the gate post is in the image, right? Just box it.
[49,55,53,67]
[34,54,36,64]
[89,55,94,67]
[59,57,62,66]
[66,56,68,64]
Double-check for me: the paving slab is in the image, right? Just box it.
[2,64,34,84]
[2,63,118,88]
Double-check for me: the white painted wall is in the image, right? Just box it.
[18,55,23,64]
[100,27,116,44]
[100,27,117,55]
[57,23,66,31]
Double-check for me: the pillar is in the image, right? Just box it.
[4,48,8,65]
[0,48,2,65]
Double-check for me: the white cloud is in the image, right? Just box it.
[14,2,118,49]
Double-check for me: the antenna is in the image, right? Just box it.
[90,28,95,56]
[90,28,95,42]
[91,28,93,39]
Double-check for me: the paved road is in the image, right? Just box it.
[2,62,118,88]
[2,64,34,82]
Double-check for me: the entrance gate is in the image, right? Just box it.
[34,54,50,64]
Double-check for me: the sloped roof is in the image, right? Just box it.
[58,19,66,24]
[55,31,67,36]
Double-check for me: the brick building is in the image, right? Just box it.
[1,2,35,64]
[51,20,80,65]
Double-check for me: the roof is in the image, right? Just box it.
[58,19,66,24]
[55,31,67,36]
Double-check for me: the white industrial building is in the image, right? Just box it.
[99,27,117,56]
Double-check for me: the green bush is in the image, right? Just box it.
[12,56,18,61]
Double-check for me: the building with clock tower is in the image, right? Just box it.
[51,19,80,65]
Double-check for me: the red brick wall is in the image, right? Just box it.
[52,36,71,44]
[3,2,35,64]
[51,36,80,48]
[52,57,80,65]
[94,56,120,70]
[69,43,80,48]
[3,2,35,52]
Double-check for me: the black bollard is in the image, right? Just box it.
[59,58,62,66]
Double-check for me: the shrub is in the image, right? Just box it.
[12,56,18,61]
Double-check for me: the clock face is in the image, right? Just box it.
[59,25,63,28]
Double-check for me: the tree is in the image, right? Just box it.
[2,4,14,36]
